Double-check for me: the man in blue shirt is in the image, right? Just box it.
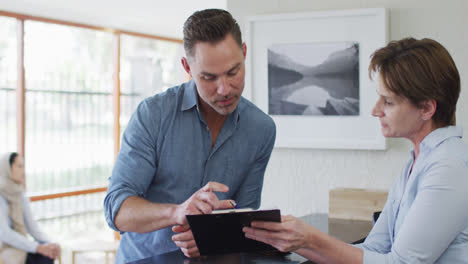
[104,9,276,264]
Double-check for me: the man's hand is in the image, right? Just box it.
[173,181,233,226]
[172,225,200,258]
[172,181,235,258]
[36,243,61,259]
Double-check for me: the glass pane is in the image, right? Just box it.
[29,192,114,249]
[0,16,17,152]
[24,21,114,193]
[120,34,184,137]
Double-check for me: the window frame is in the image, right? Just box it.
[0,10,183,200]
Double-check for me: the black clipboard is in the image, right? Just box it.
[186,209,281,255]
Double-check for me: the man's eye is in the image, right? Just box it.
[227,69,239,76]
[202,75,215,81]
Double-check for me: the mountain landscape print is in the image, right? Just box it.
[268,42,360,116]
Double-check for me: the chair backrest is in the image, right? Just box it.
[329,188,387,221]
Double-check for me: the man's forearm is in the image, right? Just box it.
[114,196,178,233]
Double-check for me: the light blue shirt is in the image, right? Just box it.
[355,126,468,263]
[104,80,276,264]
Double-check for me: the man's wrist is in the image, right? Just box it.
[165,203,180,225]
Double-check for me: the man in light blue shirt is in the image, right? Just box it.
[104,9,276,264]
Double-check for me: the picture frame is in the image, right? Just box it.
[245,8,388,149]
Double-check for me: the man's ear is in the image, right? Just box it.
[242,43,247,59]
[181,57,191,75]
[421,99,437,121]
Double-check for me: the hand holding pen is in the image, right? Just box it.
[230,200,239,209]
[172,181,236,258]
[173,181,235,226]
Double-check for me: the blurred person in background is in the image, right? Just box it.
[0,152,61,264]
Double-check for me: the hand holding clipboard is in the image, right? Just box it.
[186,208,281,255]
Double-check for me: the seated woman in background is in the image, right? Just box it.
[0,152,61,264]
[243,37,468,263]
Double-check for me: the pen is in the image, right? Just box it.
[230,200,239,209]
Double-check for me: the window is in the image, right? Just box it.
[120,34,184,136]
[24,21,114,193]
[0,16,17,152]
[0,11,184,247]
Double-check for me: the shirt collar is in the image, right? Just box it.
[420,125,463,150]
[232,98,242,126]
[180,79,243,125]
[181,80,198,111]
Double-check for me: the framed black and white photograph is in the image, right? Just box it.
[268,42,360,116]
[246,8,388,149]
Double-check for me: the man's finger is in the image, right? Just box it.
[195,199,215,214]
[172,230,194,242]
[201,181,229,193]
[173,239,197,249]
[181,246,200,258]
[197,191,219,206]
[172,224,190,233]
[217,199,236,210]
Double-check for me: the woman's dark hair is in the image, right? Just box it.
[369,37,460,127]
[9,152,18,168]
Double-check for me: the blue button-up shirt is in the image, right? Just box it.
[104,80,276,263]
[355,126,468,263]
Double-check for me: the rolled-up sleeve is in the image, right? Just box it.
[104,98,160,231]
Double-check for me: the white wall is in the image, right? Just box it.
[227,0,468,216]
[0,0,226,38]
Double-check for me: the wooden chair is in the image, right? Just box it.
[69,240,119,264]
[67,229,120,264]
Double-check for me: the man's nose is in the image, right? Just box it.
[217,77,230,96]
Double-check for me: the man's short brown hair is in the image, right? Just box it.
[369,37,460,126]
[183,9,242,57]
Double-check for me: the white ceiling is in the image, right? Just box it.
[0,0,227,39]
